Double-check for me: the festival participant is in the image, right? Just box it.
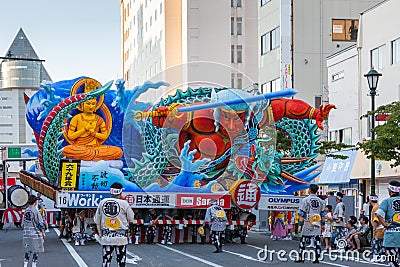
[322,204,333,251]
[272,211,286,240]
[149,90,335,170]
[145,209,161,244]
[36,193,49,233]
[296,184,325,264]
[161,209,175,245]
[23,195,45,267]
[72,210,87,246]
[375,180,400,267]
[369,195,385,262]
[203,199,228,253]
[285,211,295,240]
[62,80,123,161]
[333,192,346,248]
[94,182,135,267]
[132,208,143,245]
[58,209,67,239]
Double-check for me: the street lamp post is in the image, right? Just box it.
[364,68,382,196]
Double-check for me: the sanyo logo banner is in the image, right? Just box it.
[259,195,303,211]
[57,192,106,208]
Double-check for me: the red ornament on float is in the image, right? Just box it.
[230,179,261,209]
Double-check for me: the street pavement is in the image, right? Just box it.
[0,225,391,267]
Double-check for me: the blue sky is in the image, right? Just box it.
[0,0,121,84]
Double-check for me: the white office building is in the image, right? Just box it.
[120,0,258,101]
[259,0,382,107]
[325,0,400,200]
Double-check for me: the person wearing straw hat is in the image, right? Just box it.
[94,182,135,267]
[375,180,400,267]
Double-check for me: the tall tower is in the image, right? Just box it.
[0,28,52,144]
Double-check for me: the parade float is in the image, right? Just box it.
[18,76,335,242]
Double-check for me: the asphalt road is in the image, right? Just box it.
[0,226,391,267]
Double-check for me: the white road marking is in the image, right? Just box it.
[223,249,267,263]
[156,244,223,267]
[126,251,142,265]
[54,229,88,267]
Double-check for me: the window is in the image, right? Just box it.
[155,10,157,21]
[237,0,242,7]
[392,38,400,64]
[261,27,280,55]
[231,45,235,63]
[237,18,242,35]
[261,0,271,6]
[231,17,234,35]
[261,78,280,93]
[314,95,322,108]
[272,27,280,49]
[150,16,152,27]
[371,45,386,70]
[231,73,235,88]
[190,28,199,38]
[190,0,199,9]
[260,83,267,94]
[160,3,163,14]
[237,45,242,63]
[330,128,352,145]
[332,71,344,82]
[231,0,234,7]
[237,73,243,88]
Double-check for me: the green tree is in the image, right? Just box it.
[358,101,400,167]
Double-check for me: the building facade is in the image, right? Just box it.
[325,0,400,200]
[258,0,382,107]
[0,28,52,144]
[120,0,258,102]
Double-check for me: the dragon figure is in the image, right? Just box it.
[126,86,335,194]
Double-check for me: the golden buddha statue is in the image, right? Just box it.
[62,78,123,161]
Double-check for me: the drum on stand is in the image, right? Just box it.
[8,185,29,208]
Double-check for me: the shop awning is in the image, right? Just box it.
[318,150,357,184]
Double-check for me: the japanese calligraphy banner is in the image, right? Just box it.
[318,150,357,184]
[59,159,80,189]
[259,195,302,211]
[176,194,231,209]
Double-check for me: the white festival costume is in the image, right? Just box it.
[94,197,135,246]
